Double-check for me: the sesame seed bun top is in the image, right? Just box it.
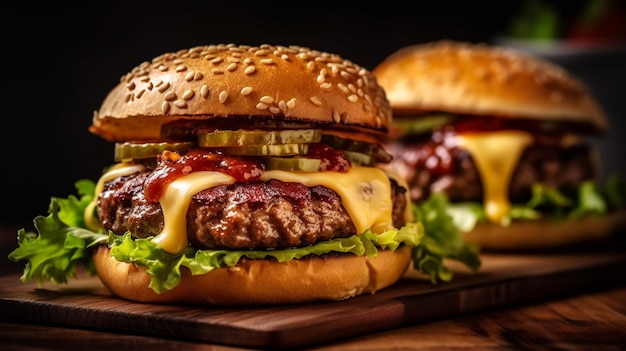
[373,40,607,132]
[91,44,392,142]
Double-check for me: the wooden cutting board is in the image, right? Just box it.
[1,247,625,349]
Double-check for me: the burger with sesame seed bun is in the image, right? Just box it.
[373,40,626,251]
[9,43,480,306]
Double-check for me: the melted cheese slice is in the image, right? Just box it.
[92,164,404,254]
[455,131,532,224]
[84,163,147,232]
[261,167,394,235]
[152,171,236,253]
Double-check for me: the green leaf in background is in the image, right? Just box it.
[411,193,482,283]
[507,0,560,40]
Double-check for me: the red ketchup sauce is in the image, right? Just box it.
[308,143,350,172]
[144,149,265,202]
[143,144,350,202]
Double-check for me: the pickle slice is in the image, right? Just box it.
[198,129,322,147]
[342,151,373,166]
[321,135,392,163]
[218,143,309,156]
[114,141,195,162]
[263,156,321,172]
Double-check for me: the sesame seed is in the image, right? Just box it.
[244,66,256,75]
[240,86,253,96]
[158,65,168,71]
[278,100,287,112]
[136,89,145,99]
[127,82,136,90]
[269,106,280,114]
[256,102,269,110]
[337,83,349,94]
[310,96,322,106]
[174,100,187,108]
[200,85,209,98]
[317,74,325,84]
[161,101,170,114]
[184,71,195,81]
[320,82,332,90]
[332,110,340,123]
[260,58,274,65]
[306,61,315,70]
[158,82,170,93]
[194,72,203,80]
[175,65,187,72]
[364,94,372,105]
[212,68,224,74]
[164,91,177,101]
[219,91,228,103]
[227,63,237,71]
[211,57,224,65]
[281,54,289,61]
[259,96,274,104]
[243,58,252,65]
[287,98,296,109]
[182,90,194,100]
[347,94,358,102]
[254,49,269,56]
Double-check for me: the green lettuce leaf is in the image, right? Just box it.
[445,177,626,231]
[411,193,482,283]
[8,198,107,286]
[109,223,423,293]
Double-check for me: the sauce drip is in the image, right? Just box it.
[144,149,264,202]
[308,143,351,172]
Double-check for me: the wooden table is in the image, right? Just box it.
[1,224,625,350]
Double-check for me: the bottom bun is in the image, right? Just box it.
[93,245,412,305]
[463,209,626,251]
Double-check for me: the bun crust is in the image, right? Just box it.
[464,209,626,251]
[373,40,606,132]
[93,245,412,306]
[91,44,392,142]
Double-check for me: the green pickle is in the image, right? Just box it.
[263,157,322,172]
[198,129,322,147]
[114,141,195,161]
[219,143,309,156]
[321,135,391,163]
[341,150,373,166]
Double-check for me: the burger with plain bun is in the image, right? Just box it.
[9,44,480,305]
[373,40,626,251]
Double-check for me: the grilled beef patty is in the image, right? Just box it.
[97,173,408,250]
[384,141,595,204]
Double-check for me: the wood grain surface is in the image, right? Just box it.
[2,245,625,349]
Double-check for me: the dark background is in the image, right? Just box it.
[1,0,625,227]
